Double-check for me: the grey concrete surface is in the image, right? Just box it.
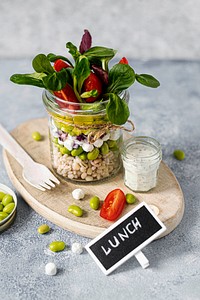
[0,0,200,59]
[0,58,200,299]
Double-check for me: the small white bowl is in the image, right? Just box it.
[0,183,17,227]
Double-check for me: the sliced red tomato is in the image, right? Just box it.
[119,57,129,64]
[54,83,80,110]
[100,189,126,221]
[54,59,71,71]
[82,72,103,103]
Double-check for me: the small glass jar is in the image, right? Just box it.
[121,136,162,192]
[43,90,129,183]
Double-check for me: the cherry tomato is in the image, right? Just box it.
[54,83,80,110]
[119,57,129,64]
[82,72,102,103]
[100,189,126,221]
[54,59,71,71]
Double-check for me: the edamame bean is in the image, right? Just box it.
[71,146,83,157]
[107,140,118,150]
[37,224,50,234]
[32,131,42,141]
[0,203,3,211]
[68,205,83,217]
[90,196,100,210]
[60,146,71,155]
[2,194,13,206]
[173,149,185,161]
[101,142,109,155]
[0,191,6,200]
[126,193,137,204]
[87,148,99,160]
[0,212,8,221]
[49,241,66,252]
[79,152,87,160]
[3,202,15,214]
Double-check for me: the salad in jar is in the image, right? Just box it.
[10,30,160,183]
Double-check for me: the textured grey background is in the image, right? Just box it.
[0,1,200,299]
[0,0,200,59]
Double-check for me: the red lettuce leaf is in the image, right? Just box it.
[79,29,92,54]
[92,64,109,85]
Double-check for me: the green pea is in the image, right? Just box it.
[0,211,9,221]
[49,241,66,252]
[37,224,50,234]
[71,146,83,157]
[2,194,14,206]
[32,131,42,141]
[3,202,15,214]
[173,149,185,161]
[0,203,4,211]
[68,205,83,217]
[0,191,6,201]
[90,196,100,210]
[79,152,87,160]
[87,148,99,160]
[126,193,137,204]
[60,146,71,155]
[101,142,109,155]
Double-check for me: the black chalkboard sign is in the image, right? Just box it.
[85,202,166,275]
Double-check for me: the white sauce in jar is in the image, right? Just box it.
[122,137,162,192]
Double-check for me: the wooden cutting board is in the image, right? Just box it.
[3,118,184,239]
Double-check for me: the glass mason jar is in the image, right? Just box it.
[42,90,129,183]
[121,136,162,192]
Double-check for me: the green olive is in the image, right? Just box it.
[101,142,109,155]
[0,191,6,201]
[87,148,99,160]
[173,149,185,161]
[79,152,87,160]
[0,211,9,221]
[68,205,83,217]
[126,193,137,204]
[37,224,50,234]
[59,146,71,155]
[89,196,100,210]
[49,241,66,252]
[0,203,4,211]
[2,194,14,206]
[32,131,42,141]
[71,146,83,157]
[3,202,15,214]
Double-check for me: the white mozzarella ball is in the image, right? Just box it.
[45,262,57,276]
[64,139,74,151]
[58,139,64,145]
[72,188,85,200]
[71,242,83,254]
[82,143,94,152]
[109,130,121,141]
[102,133,110,141]
[93,139,103,148]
